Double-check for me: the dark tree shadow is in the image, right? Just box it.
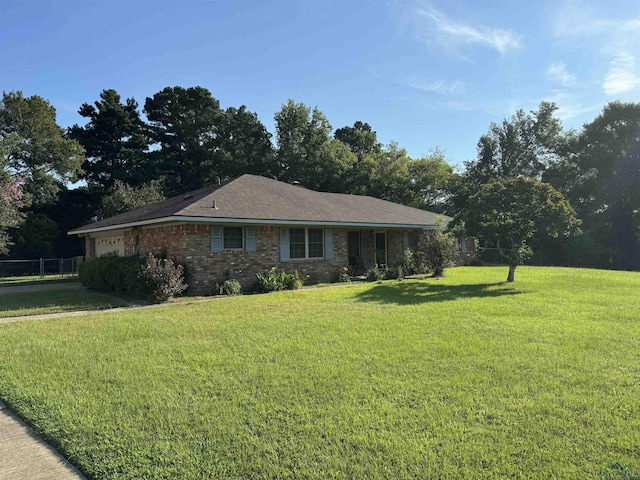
[355,281,524,305]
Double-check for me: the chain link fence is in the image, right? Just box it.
[0,257,83,278]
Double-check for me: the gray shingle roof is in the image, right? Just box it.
[69,174,448,234]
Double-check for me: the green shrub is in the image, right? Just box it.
[79,254,145,296]
[138,253,188,303]
[385,265,404,280]
[366,265,384,282]
[332,267,351,283]
[254,267,303,293]
[212,279,242,296]
[403,247,426,275]
[414,228,459,277]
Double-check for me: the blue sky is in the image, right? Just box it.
[1,0,639,168]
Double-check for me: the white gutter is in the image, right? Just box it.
[68,215,439,235]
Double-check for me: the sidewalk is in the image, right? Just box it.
[0,282,83,295]
[0,401,85,480]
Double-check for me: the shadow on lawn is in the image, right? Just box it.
[356,281,523,305]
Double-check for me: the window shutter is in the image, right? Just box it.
[324,228,334,260]
[280,228,290,262]
[211,226,223,253]
[403,232,410,251]
[461,237,467,254]
[245,227,256,252]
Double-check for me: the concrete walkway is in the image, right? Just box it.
[0,282,83,295]
[0,401,85,479]
[0,280,97,478]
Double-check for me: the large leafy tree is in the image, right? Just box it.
[335,121,381,194]
[99,180,165,218]
[217,105,277,179]
[366,142,414,205]
[544,102,640,270]
[467,102,562,185]
[0,91,84,206]
[335,121,381,156]
[0,175,23,255]
[455,177,580,282]
[275,100,356,192]
[144,86,223,195]
[408,150,457,213]
[69,89,150,189]
[452,103,563,218]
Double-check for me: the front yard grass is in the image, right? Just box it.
[0,289,129,318]
[0,266,638,478]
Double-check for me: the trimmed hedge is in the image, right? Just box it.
[79,253,145,297]
[79,253,188,302]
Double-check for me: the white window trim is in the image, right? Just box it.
[290,228,324,260]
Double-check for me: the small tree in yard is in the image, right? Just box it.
[455,177,581,282]
[414,226,459,277]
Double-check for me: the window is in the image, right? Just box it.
[223,227,243,249]
[308,229,324,258]
[289,228,324,259]
[212,226,256,253]
[290,228,306,259]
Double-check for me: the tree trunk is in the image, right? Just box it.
[507,264,516,282]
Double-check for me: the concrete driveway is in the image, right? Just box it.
[0,282,83,295]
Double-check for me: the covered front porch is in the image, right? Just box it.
[346,229,414,275]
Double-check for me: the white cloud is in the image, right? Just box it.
[602,52,640,95]
[406,77,465,95]
[551,2,640,97]
[553,1,640,38]
[400,3,523,56]
[546,62,576,87]
[546,90,602,121]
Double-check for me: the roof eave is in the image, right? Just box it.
[67,215,439,235]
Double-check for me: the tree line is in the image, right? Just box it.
[0,87,638,271]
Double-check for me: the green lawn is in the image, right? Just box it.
[0,289,129,318]
[0,266,638,479]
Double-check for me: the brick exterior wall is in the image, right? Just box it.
[90,223,351,294]
[83,224,473,294]
[387,230,405,266]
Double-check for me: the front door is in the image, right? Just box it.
[375,231,387,267]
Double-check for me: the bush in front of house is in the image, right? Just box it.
[332,267,351,283]
[385,265,404,280]
[413,228,459,277]
[212,279,242,296]
[138,253,188,302]
[366,265,384,282]
[403,247,427,275]
[254,267,303,293]
[79,252,188,302]
[79,253,145,296]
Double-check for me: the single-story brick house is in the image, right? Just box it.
[69,174,475,293]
